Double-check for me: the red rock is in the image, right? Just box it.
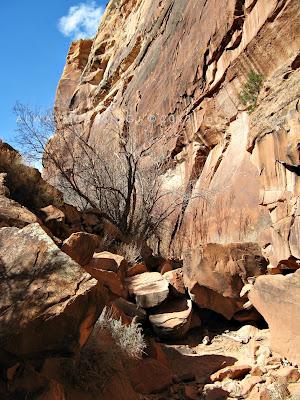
[127,358,173,394]
[163,268,186,296]
[149,298,193,339]
[184,385,198,400]
[37,380,65,400]
[126,272,169,308]
[40,205,65,223]
[249,270,300,365]
[91,251,128,281]
[0,194,38,228]
[84,266,125,297]
[127,263,149,277]
[61,231,100,265]
[113,298,147,322]
[187,243,267,319]
[0,223,105,365]
[241,376,263,396]
[210,365,251,382]
[271,367,300,384]
[204,386,230,400]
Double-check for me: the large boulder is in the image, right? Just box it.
[61,231,100,266]
[126,272,169,308]
[86,251,128,279]
[149,298,193,339]
[163,268,186,296]
[0,194,38,228]
[0,223,105,366]
[249,270,300,365]
[185,243,267,319]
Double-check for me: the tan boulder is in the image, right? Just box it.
[164,268,186,296]
[126,272,169,308]
[0,223,105,365]
[60,203,81,225]
[87,251,128,277]
[0,194,38,228]
[149,298,193,338]
[186,243,267,319]
[249,270,300,365]
[271,367,300,384]
[210,364,251,382]
[84,267,125,297]
[40,205,65,223]
[61,232,100,265]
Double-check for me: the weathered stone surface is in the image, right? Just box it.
[113,298,147,322]
[0,194,38,228]
[149,299,192,339]
[126,272,169,308]
[210,365,251,383]
[163,268,185,296]
[87,251,128,277]
[84,266,125,297]
[61,232,100,266]
[127,358,173,394]
[127,263,148,277]
[249,270,300,365]
[0,223,104,365]
[186,243,267,319]
[49,0,300,260]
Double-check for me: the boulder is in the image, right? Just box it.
[40,205,69,239]
[40,205,65,223]
[163,268,185,296]
[127,263,149,277]
[127,358,173,394]
[113,298,147,322]
[84,267,125,297]
[149,299,193,339]
[126,272,169,308]
[0,223,105,365]
[86,251,128,277]
[210,365,252,382]
[61,231,100,265]
[270,367,300,384]
[186,243,267,319]
[249,270,300,365]
[0,194,38,228]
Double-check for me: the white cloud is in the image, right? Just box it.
[58,1,104,40]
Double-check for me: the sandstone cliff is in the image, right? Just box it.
[48,0,300,374]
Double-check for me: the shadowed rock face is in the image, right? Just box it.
[0,223,105,366]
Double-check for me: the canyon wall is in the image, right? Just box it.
[51,0,300,331]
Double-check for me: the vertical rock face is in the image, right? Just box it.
[50,0,300,356]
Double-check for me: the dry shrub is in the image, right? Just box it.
[115,242,142,265]
[97,306,146,360]
[60,346,120,394]
[59,306,146,394]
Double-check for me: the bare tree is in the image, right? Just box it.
[14,103,207,243]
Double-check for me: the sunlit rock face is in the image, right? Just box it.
[50,0,300,316]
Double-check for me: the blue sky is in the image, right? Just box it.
[0,1,108,147]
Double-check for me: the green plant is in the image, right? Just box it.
[239,70,263,113]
